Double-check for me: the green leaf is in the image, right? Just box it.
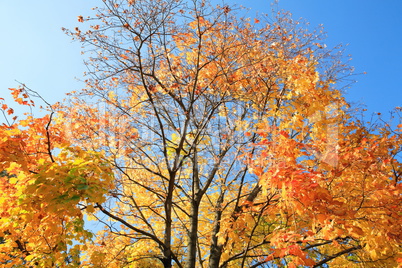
[77,184,89,190]
[65,176,74,183]
[69,195,81,201]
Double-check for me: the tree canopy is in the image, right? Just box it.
[1,0,401,267]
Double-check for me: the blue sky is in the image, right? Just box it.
[1,0,401,117]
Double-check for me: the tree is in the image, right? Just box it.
[1,0,401,267]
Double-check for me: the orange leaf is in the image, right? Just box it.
[303,258,316,266]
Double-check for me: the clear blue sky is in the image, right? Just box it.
[1,0,401,116]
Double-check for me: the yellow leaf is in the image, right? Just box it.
[25,254,36,262]
[9,177,18,184]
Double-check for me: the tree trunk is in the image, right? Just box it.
[163,171,176,268]
[186,149,201,268]
[208,191,225,268]
[186,200,199,268]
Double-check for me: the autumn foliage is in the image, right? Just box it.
[0,87,113,267]
[1,0,402,267]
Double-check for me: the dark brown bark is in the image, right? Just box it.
[186,200,200,268]
[208,190,225,268]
